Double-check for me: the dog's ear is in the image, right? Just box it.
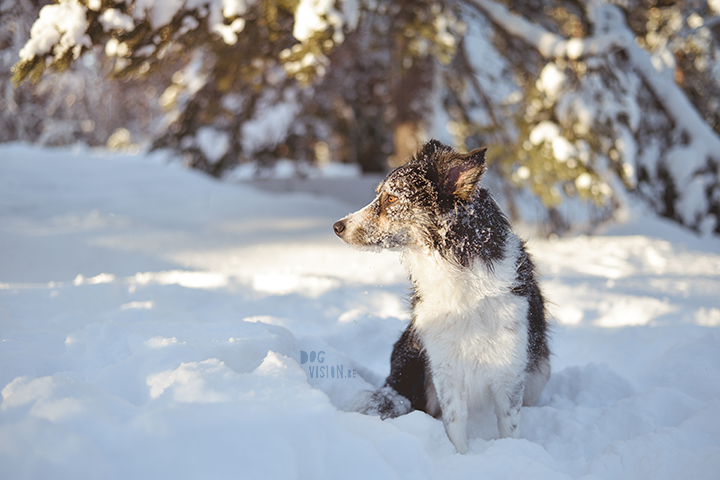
[443,147,487,201]
[418,139,447,160]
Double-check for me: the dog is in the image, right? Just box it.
[333,139,550,454]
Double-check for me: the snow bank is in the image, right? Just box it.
[1,144,719,479]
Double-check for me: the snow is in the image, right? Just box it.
[212,17,246,45]
[222,0,250,17]
[469,0,720,232]
[14,0,360,70]
[292,0,356,44]
[293,0,335,42]
[241,89,301,153]
[18,0,91,62]
[529,121,560,145]
[19,0,263,54]
[196,127,230,164]
[711,0,720,15]
[132,0,185,29]
[456,9,519,125]
[99,9,135,33]
[1,143,720,479]
[537,63,567,101]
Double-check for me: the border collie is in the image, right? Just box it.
[333,140,550,454]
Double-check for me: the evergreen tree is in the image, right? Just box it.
[2,0,162,147]
[463,0,720,234]
[11,0,720,234]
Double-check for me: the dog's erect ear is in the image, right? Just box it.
[443,147,487,201]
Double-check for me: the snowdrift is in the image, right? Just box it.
[1,144,719,479]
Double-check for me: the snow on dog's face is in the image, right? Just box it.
[333,140,487,252]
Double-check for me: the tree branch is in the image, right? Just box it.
[463,0,720,164]
[464,0,627,59]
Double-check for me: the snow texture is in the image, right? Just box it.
[19,0,358,58]
[293,0,358,44]
[470,0,720,229]
[19,0,261,54]
[18,0,91,62]
[241,89,301,153]
[711,0,720,15]
[293,0,336,42]
[99,9,135,33]
[196,126,230,164]
[1,143,720,479]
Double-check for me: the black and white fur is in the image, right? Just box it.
[333,140,550,454]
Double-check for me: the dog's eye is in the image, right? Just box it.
[387,195,397,204]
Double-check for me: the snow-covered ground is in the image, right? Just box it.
[1,143,719,479]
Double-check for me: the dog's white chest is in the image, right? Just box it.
[404,248,529,373]
[414,296,527,367]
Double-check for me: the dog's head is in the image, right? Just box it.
[333,139,487,251]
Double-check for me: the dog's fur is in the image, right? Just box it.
[333,140,550,454]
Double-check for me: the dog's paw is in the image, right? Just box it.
[346,386,412,419]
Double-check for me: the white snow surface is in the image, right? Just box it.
[1,143,719,479]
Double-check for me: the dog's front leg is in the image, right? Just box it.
[432,365,469,454]
[493,377,524,439]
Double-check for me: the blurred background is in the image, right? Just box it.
[3,0,720,235]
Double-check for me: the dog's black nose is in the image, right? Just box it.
[333,220,346,236]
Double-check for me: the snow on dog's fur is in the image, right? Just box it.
[333,140,551,454]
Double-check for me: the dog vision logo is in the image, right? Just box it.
[300,350,357,380]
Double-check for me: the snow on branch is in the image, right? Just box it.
[466,0,628,59]
[18,0,91,63]
[14,0,362,87]
[466,0,720,157]
[465,0,720,231]
[17,0,361,64]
